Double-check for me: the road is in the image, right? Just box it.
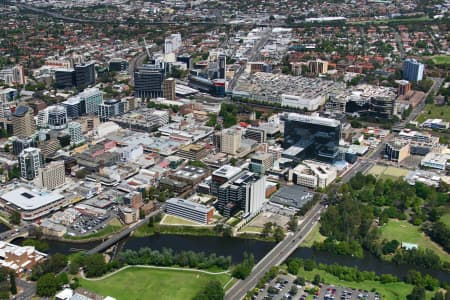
[0,224,33,243]
[129,52,148,86]
[87,205,164,255]
[394,31,405,59]
[14,279,36,300]
[229,28,272,90]
[397,77,444,129]
[225,202,323,300]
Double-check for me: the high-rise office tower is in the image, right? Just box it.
[12,106,35,137]
[403,58,424,82]
[54,69,76,89]
[47,105,67,130]
[81,87,103,115]
[12,136,37,156]
[163,78,176,100]
[37,160,65,190]
[397,80,411,96]
[67,121,85,145]
[134,64,164,99]
[217,171,266,217]
[18,147,43,180]
[97,99,128,122]
[283,113,341,162]
[75,61,96,89]
[108,58,129,72]
[177,54,192,69]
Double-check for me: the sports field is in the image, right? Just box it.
[379,219,449,263]
[416,104,450,123]
[79,267,231,300]
[367,165,409,180]
[431,55,450,65]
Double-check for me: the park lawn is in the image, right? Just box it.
[440,212,450,228]
[79,267,231,300]
[301,224,326,247]
[431,55,450,65]
[416,104,450,123]
[296,267,435,300]
[379,219,450,263]
[162,214,201,225]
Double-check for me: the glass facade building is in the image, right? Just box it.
[283,113,341,162]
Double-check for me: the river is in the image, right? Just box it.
[0,223,10,233]
[12,234,450,283]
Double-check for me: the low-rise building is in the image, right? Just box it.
[421,152,449,171]
[165,198,214,224]
[0,186,67,221]
[289,160,337,189]
[119,207,139,224]
[385,141,410,162]
[0,241,46,275]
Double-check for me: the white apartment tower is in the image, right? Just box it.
[67,121,85,145]
[18,147,43,181]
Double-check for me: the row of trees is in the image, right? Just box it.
[119,248,232,271]
[286,258,445,292]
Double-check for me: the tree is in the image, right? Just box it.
[313,274,321,285]
[287,216,298,232]
[273,226,285,242]
[9,272,16,295]
[261,222,273,238]
[193,280,224,300]
[289,285,298,296]
[37,273,58,297]
[407,286,426,300]
[56,272,69,286]
[9,211,20,225]
[287,259,300,275]
[294,276,305,286]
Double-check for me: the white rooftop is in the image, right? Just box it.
[1,187,64,211]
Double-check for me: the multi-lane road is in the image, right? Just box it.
[225,203,323,300]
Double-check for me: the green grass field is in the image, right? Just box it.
[162,214,201,225]
[417,104,450,123]
[368,165,409,180]
[440,212,450,228]
[379,219,449,262]
[431,55,450,65]
[301,224,326,247]
[296,267,435,300]
[79,267,231,300]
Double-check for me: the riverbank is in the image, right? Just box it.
[79,266,232,300]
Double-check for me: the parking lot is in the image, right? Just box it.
[66,211,116,236]
[254,274,380,300]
